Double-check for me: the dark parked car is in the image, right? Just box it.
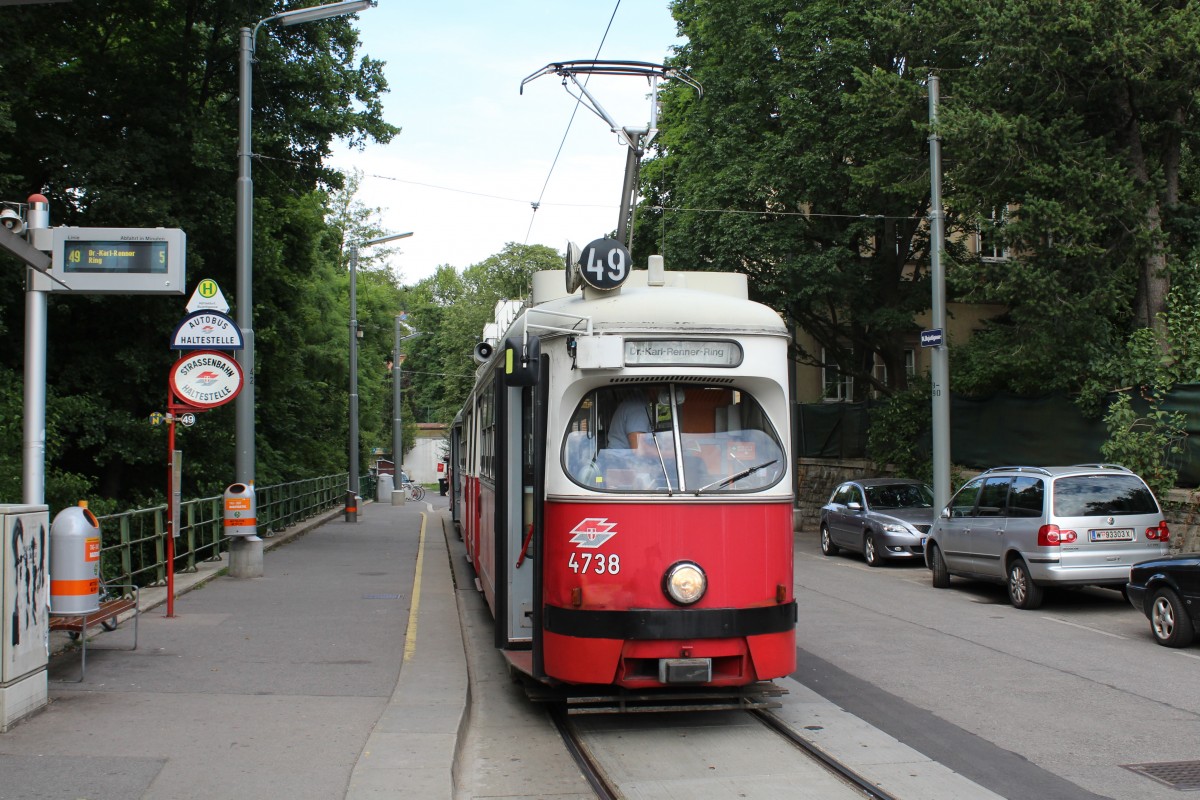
[1127,553,1200,647]
[819,479,935,566]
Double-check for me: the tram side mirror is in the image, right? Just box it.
[503,336,541,387]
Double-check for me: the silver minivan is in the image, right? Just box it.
[925,465,1171,609]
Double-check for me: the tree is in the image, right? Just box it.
[641,1,1200,401]
[919,0,1200,395]
[0,0,397,504]
[638,0,959,399]
[400,243,562,425]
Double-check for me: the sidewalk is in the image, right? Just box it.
[0,496,466,800]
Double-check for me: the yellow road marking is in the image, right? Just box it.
[403,512,427,662]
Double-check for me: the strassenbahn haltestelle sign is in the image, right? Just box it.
[169,350,243,409]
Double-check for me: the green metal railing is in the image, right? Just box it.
[94,472,378,590]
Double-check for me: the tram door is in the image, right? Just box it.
[494,341,543,652]
[449,416,463,531]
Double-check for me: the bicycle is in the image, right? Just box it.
[404,482,425,501]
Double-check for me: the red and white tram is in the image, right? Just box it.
[451,244,795,702]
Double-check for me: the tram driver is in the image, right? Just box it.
[607,386,655,451]
[602,386,677,490]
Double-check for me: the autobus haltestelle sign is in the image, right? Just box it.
[169,350,243,409]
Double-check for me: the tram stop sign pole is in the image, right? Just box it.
[161,280,246,612]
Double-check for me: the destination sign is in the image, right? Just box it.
[624,340,742,367]
[63,240,168,274]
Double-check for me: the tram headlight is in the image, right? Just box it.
[663,561,706,605]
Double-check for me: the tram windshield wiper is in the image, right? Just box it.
[695,459,778,495]
[650,433,674,495]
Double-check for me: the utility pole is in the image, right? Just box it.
[928,74,951,512]
[345,231,412,520]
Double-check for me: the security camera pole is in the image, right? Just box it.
[2,196,51,504]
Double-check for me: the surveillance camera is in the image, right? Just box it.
[0,208,25,235]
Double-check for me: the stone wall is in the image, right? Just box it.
[793,458,891,532]
[1162,490,1200,553]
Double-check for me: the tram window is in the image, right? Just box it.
[463,409,473,474]
[562,383,785,494]
[522,387,534,479]
[479,379,496,481]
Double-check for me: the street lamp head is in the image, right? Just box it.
[395,313,421,337]
[274,0,376,27]
[365,231,414,247]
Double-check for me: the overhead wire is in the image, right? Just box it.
[256,154,621,209]
[651,206,923,221]
[523,0,624,245]
[352,169,616,208]
[261,153,926,222]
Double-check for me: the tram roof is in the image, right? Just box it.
[523,270,788,337]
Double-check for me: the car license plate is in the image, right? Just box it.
[920,536,927,546]
[1089,528,1133,542]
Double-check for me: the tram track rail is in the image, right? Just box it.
[549,702,902,800]
[549,706,620,800]
[751,708,901,800]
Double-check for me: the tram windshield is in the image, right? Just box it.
[562,383,785,494]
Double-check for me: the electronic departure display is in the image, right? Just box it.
[63,240,169,274]
[36,227,186,294]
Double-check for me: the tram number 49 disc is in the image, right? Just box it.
[179,413,196,427]
[580,237,631,291]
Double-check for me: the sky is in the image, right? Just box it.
[324,0,685,284]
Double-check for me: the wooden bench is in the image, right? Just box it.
[49,584,139,682]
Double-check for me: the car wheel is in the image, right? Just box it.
[863,532,882,567]
[820,525,839,557]
[1007,558,1044,610]
[1150,587,1195,648]
[928,544,950,588]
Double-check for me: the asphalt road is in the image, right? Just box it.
[792,529,1200,800]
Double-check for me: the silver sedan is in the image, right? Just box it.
[819,479,935,566]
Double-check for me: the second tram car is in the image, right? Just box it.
[451,248,795,703]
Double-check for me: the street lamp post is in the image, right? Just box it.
[235,0,375,496]
[393,318,422,484]
[347,232,413,518]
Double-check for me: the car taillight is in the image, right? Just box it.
[1146,522,1170,541]
[1038,524,1077,546]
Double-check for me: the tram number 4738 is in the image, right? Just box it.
[568,552,622,575]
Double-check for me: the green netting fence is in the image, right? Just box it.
[798,385,1200,487]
